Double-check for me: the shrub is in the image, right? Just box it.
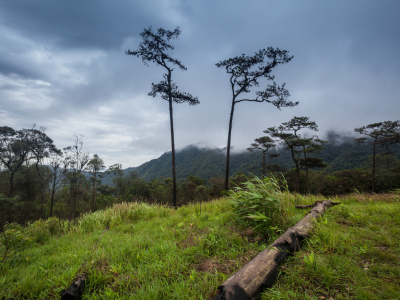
[45,217,62,235]
[228,175,290,236]
[27,220,51,244]
[0,223,33,261]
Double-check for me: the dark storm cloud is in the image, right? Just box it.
[1,0,400,167]
[0,0,152,49]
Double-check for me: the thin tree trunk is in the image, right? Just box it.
[8,172,15,198]
[289,149,300,193]
[80,188,85,211]
[50,178,56,217]
[372,143,376,193]
[262,151,266,177]
[35,163,46,219]
[295,164,300,193]
[167,71,177,209]
[225,100,235,190]
[40,181,45,218]
[92,173,96,211]
[303,151,310,193]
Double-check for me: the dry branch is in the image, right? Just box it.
[210,200,341,300]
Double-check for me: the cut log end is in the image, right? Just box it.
[60,275,86,300]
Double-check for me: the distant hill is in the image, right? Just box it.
[134,143,226,183]
[128,138,399,183]
[97,138,400,185]
[83,166,137,186]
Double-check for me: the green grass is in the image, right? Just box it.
[261,193,400,300]
[0,198,300,300]
[1,193,399,299]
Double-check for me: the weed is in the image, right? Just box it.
[303,251,315,267]
[228,175,291,236]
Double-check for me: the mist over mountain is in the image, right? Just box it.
[324,130,357,145]
[97,131,399,185]
[129,134,398,183]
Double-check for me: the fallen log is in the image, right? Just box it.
[60,274,86,300]
[210,200,341,300]
[295,200,330,209]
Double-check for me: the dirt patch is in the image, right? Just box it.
[196,259,220,272]
[194,249,259,274]
[177,236,198,249]
[337,219,354,226]
[176,228,208,249]
[238,228,265,243]
[376,245,389,251]
[91,258,110,273]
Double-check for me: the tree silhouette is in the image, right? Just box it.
[0,126,30,197]
[106,164,125,196]
[216,48,297,190]
[266,153,285,175]
[63,134,89,217]
[86,154,106,211]
[126,26,199,209]
[298,138,327,193]
[355,120,400,192]
[247,136,276,176]
[30,126,60,218]
[48,151,69,217]
[265,116,321,193]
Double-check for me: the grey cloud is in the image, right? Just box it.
[1,0,400,168]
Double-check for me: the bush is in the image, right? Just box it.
[228,175,290,236]
[45,217,62,235]
[0,223,33,261]
[27,221,51,244]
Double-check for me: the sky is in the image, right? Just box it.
[1,0,399,168]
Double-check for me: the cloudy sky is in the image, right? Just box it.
[1,0,399,168]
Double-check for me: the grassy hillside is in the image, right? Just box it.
[261,193,400,299]
[1,197,294,299]
[1,192,399,299]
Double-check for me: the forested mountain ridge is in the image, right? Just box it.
[134,145,226,182]
[126,138,400,183]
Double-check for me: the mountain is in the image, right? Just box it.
[128,138,400,184]
[134,143,226,183]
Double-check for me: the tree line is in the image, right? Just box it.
[0,126,223,227]
[1,118,399,227]
[248,118,400,194]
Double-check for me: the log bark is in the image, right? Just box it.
[210,200,341,300]
[60,274,86,300]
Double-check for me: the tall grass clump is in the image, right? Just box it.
[76,201,170,233]
[228,175,291,237]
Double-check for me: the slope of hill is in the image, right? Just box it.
[130,138,400,183]
[134,144,226,183]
